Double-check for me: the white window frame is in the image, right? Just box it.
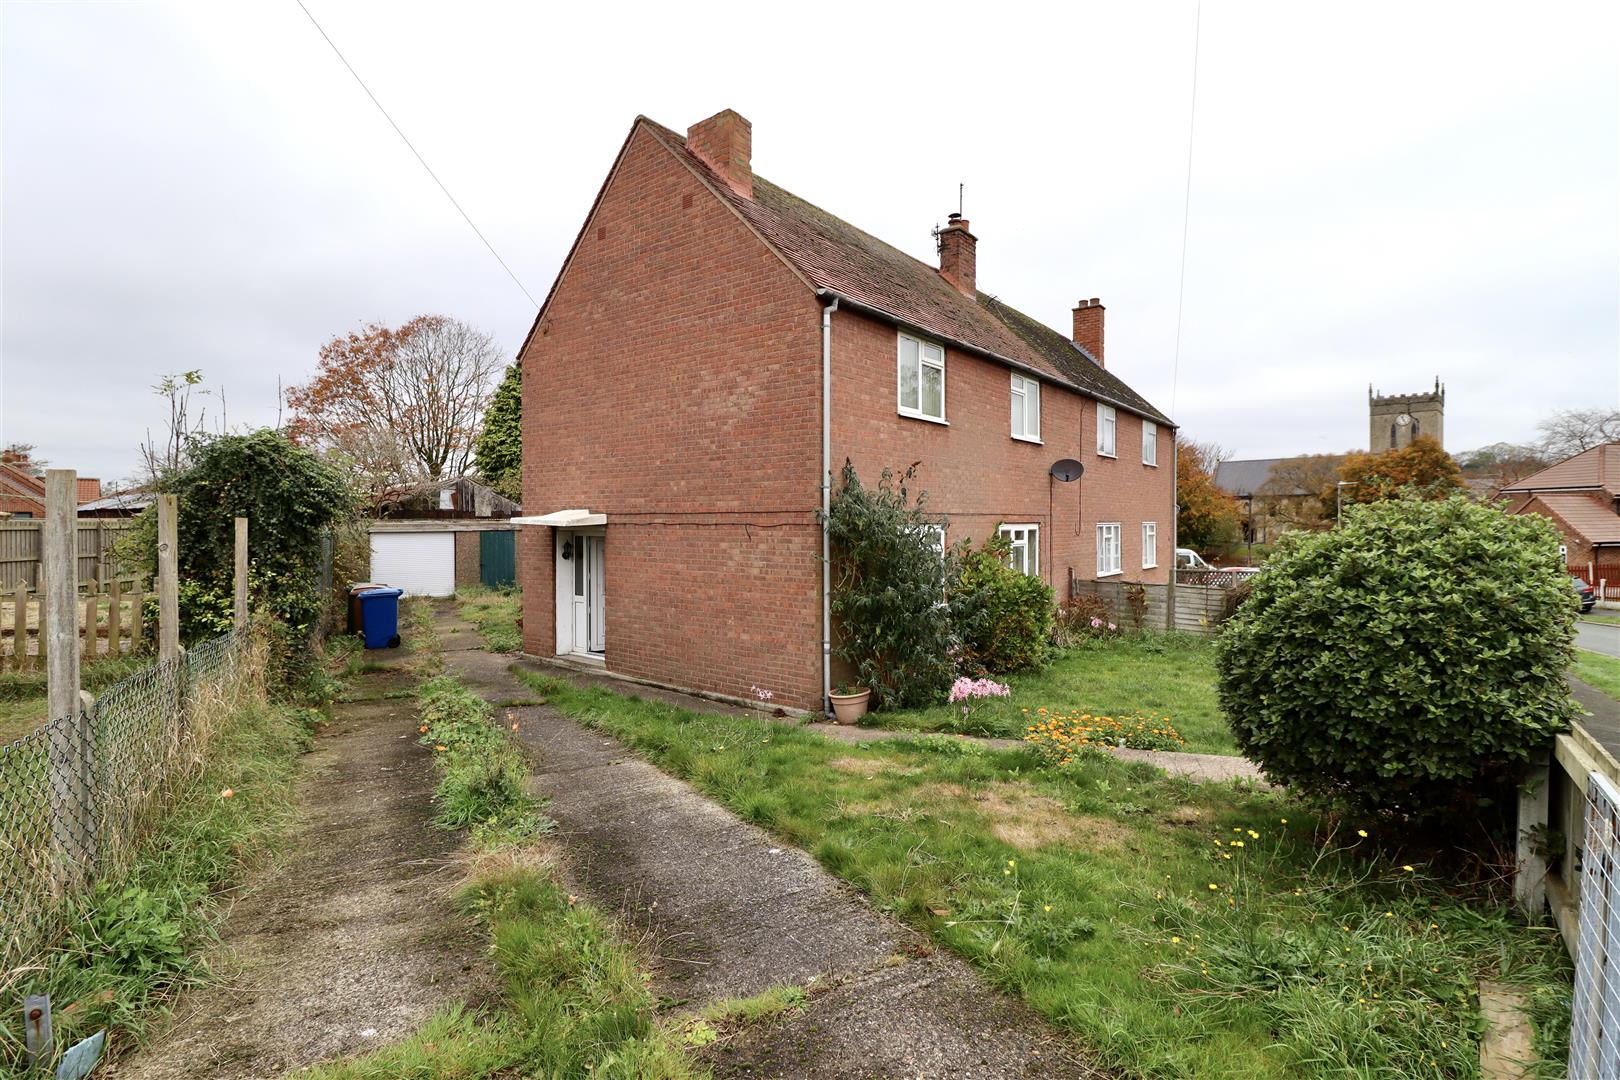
[897,332,947,423]
[912,523,946,555]
[999,524,1039,577]
[1142,420,1158,466]
[1097,404,1117,458]
[1142,522,1158,569]
[1010,373,1041,443]
[1096,522,1122,577]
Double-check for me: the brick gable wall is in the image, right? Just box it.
[518,124,825,707]
[830,306,1174,590]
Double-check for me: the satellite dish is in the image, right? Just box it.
[1049,459,1084,482]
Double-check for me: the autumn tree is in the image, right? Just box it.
[1177,440,1243,550]
[1329,435,1463,508]
[1537,407,1620,459]
[474,362,522,502]
[287,316,503,504]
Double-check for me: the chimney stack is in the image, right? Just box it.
[1072,298,1105,367]
[937,213,977,296]
[686,109,753,198]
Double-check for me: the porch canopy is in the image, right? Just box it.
[511,508,607,527]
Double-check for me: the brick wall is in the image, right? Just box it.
[518,122,824,708]
[829,306,1175,589]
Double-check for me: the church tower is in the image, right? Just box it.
[1369,379,1444,450]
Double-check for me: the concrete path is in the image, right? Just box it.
[533,659,1264,786]
[434,605,1108,1080]
[1576,620,1620,659]
[109,649,493,1079]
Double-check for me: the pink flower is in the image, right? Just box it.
[1107,623,1117,631]
[948,676,1012,703]
[1089,617,1103,629]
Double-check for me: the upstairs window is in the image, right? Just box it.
[999,524,1039,576]
[1010,373,1041,442]
[1142,420,1158,466]
[1097,523,1122,576]
[898,333,946,422]
[1097,404,1117,457]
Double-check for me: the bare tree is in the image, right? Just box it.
[286,315,503,504]
[139,370,210,481]
[1538,408,1620,460]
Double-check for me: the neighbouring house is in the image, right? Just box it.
[369,478,519,597]
[515,110,1176,711]
[1501,441,1620,596]
[0,463,102,518]
[1215,455,1343,543]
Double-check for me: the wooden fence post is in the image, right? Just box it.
[108,578,123,659]
[233,517,249,632]
[44,470,94,873]
[11,584,26,673]
[129,579,144,653]
[157,495,180,663]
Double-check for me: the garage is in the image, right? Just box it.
[370,531,456,597]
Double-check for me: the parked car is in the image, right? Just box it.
[1223,566,1264,580]
[1175,548,1213,571]
[1574,576,1597,614]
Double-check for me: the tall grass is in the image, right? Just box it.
[0,637,319,1072]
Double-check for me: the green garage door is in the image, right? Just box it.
[480,529,516,589]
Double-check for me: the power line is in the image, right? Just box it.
[1170,0,1202,419]
[292,0,539,309]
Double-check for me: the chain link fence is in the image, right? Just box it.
[0,628,252,975]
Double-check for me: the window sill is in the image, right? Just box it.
[1012,434,1043,445]
[898,410,949,426]
[1142,461,1159,468]
[1096,451,1117,460]
[1142,564,1159,571]
[1096,570,1123,578]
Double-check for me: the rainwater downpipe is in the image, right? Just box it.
[820,293,839,716]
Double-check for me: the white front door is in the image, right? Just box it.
[560,531,605,656]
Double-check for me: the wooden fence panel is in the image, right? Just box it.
[0,521,134,592]
[1068,577,1232,639]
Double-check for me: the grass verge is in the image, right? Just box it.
[0,639,325,1071]
[301,612,704,1079]
[0,655,157,743]
[1579,611,1620,626]
[1573,648,1619,702]
[457,587,522,653]
[878,632,1236,755]
[510,664,1572,1080]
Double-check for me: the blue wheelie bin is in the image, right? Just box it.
[358,588,404,649]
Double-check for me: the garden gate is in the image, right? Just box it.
[1572,771,1620,1077]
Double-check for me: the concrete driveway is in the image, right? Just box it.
[1577,619,1620,659]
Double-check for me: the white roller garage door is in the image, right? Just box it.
[370,532,456,597]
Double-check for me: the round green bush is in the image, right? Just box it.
[950,533,1054,675]
[1215,496,1578,822]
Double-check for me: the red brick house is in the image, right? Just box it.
[516,110,1176,711]
[1502,442,1620,594]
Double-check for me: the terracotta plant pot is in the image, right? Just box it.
[829,688,871,725]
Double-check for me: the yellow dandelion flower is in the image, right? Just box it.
[1357,829,1368,838]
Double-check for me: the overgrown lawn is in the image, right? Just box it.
[457,587,522,653]
[511,665,1572,1080]
[1573,648,1620,702]
[880,633,1236,755]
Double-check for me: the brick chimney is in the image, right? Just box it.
[1072,298,1104,367]
[937,213,976,296]
[686,109,752,198]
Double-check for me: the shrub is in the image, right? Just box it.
[822,462,955,709]
[1214,496,1579,824]
[1052,595,1121,648]
[949,533,1054,675]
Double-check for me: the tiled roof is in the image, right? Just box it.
[1214,458,1285,497]
[1502,442,1620,495]
[1532,493,1620,545]
[639,120,1173,426]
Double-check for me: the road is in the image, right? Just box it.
[1577,619,1620,659]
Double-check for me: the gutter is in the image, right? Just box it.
[820,293,839,716]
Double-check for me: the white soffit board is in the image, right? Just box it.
[512,509,606,527]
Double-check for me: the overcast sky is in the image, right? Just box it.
[3,1,1616,483]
